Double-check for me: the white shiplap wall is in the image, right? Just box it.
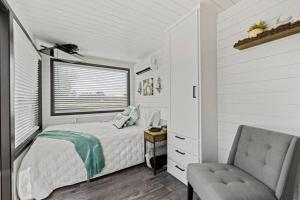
[134,46,170,123]
[217,0,300,199]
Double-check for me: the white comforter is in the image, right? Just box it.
[17,122,145,200]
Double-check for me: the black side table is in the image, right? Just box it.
[144,130,167,175]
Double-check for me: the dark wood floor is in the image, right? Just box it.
[46,165,199,200]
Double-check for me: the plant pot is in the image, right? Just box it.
[248,28,264,38]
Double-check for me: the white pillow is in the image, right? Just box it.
[145,110,161,128]
[113,115,130,129]
[136,107,149,127]
[152,110,161,128]
[113,113,123,121]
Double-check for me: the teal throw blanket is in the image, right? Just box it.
[38,131,105,179]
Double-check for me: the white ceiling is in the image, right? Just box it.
[7,0,239,63]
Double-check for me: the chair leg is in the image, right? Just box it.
[188,183,193,200]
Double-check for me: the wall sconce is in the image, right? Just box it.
[155,77,162,93]
[137,82,142,95]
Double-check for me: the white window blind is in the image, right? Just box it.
[52,61,129,115]
[14,20,40,148]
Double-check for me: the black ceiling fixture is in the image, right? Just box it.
[55,44,79,54]
[39,43,84,57]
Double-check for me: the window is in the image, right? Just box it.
[14,20,41,149]
[51,59,130,115]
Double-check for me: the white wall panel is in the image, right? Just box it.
[218,50,300,76]
[217,0,260,23]
[218,0,300,199]
[219,36,300,67]
[134,47,170,123]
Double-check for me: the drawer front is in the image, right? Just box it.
[168,145,198,168]
[168,132,198,156]
[167,159,187,184]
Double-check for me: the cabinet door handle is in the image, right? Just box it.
[175,165,185,172]
[193,86,196,98]
[175,149,185,155]
[175,136,185,140]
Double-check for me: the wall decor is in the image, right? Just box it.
[276,14,293,25]
[155,77,162,93]
[234,20,300,50]
[276,10,300,26]
[137,81,142,95]
[143,78,154,96]
[247,21,267,38]
[150,55,159,71]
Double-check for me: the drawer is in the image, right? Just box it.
[168,145,198,168]
[168,132,198,156]
[167,159,187,184]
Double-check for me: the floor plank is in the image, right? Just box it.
[46,165,199,200]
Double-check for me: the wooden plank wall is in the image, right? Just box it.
[217,0,300,198]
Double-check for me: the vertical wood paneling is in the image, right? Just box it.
[218,0,300,199]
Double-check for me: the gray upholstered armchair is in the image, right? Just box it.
[187,125,300,200]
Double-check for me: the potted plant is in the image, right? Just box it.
[248,21,267,38]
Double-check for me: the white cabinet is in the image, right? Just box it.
[169,11,199,140]
[167,5,218,184]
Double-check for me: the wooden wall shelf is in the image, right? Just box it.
[234,21,300,50]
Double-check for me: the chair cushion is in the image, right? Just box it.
[187,163,276,200]
[234,126,293,191]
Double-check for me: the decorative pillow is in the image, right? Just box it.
[113,113,123,121]
[128,106,140,126]
[121,106,131,116]
[123,119,130,128]
[113,115,130,129]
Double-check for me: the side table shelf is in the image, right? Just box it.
[144,130,167,175]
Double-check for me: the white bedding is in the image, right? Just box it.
[17,122,145,200]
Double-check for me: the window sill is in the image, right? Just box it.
[15,129,42,159]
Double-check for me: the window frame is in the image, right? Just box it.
[13,26,42,158]
[50,58,131,116]
[14,59,42,158]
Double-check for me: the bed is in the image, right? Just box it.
[17,122,145,200]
